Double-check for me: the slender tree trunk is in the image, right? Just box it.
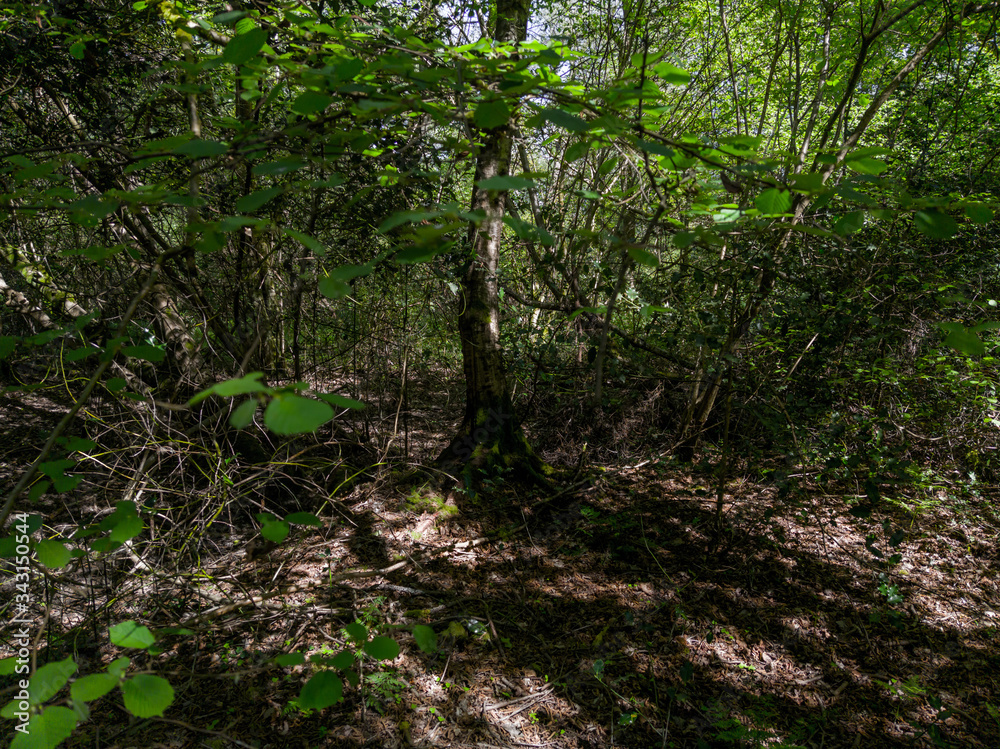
[439,0,546,482]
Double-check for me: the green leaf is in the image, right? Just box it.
[291,91,333,115]
[833,211,865,236]
[318,276,352,299]
[0,657,17,675]
[253,159,305,176]
[189,372,267,405]
[327,264,373,282]
[212,10,247,25]
[754,189,791,214]
[627,247,658,267]
[173,139,229,158]
[39,460,80,493]
[122,345,165,363]
[69,41,86,60]
[108,513,143,544]
[274,653,306,666]
[846,156,887,175]
[284,230,326,253]
[364,636,400,661]
[285,512,322,526]
[236,186,282,213]
[0,336,17,359]
[109,621,156,650]
[120,674,174,717]
[564,140,589,162]
[394,246,442,264]
[344,622,368,644]
[28,658,77,705]
[11,706,77,749]
[541,108,589,133]
[315,392,365,410]
[264,394,334,435]
[652,62,690,85]
[476,175,534,191]
[71,673,120,703]
[332,650,355,670]
[260,519,289,543]
[36,540,72,569]
[299,671,343,710]
[789,172,825,192]
[943,326,985,356]
[914,210,958,239]
[964,203,994,224]
[474,100,511,129]
[230,398,258,428]
[222,27,267,65]
[107,657,130,679]
[412,625,438,654]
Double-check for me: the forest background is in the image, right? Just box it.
[1,0,999,747]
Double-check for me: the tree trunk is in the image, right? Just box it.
[438,0,548,486]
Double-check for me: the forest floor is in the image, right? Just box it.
[2,372,999,749]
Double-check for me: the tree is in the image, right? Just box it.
[437,0,552,484]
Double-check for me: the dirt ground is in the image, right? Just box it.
[1,376,999,749]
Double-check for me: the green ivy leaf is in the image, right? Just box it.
[915,210,958,239]
[11,706,77,749]
[109,621,156,650]
[412,625,438,654]
[36,540,72,569]
[299,671,343,709]
[364,636,400,661]
[222,28,267,65]
[474,100,511,129]
[120,674,174,717]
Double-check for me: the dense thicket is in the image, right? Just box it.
[1,0,999,745]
